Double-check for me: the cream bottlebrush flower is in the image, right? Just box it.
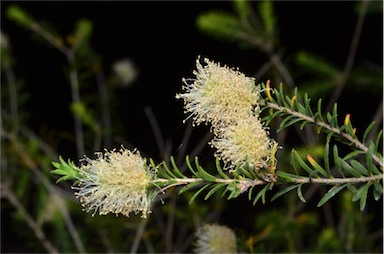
[74,147,156,218]
[194,224,237,254]
[210,117,276,170]
[176,57,261,127]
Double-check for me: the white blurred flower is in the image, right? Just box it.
[112,58,138,87]
[0,30,10,50]
[194,224,237,253]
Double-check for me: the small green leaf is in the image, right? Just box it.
[307,154,327,177]
[204,183,226,200]
[271,184,299,202]
[170,156,186,178]
[185,155,199,177]
[248,185,255,201]
[74,19,92,45]
[317,98,324,121]
[362,121,375,144]
[352,183,370,202]
[215,157,229,179]
[373,181,383,201]
[233,0,251,19]
[346,183,357,193]
[259,0,276,39]
[366,142,380,175]
[342,150,364,161]
[298,120,308,130]
[352,183,371,211]
[332,103,338,125]
[317,184,347,207]
[297,184,306,203]
[197,165,217,182]
[297,103,307,115]
[350,160,369,176]
[158,161,176,179]
[276,171,299,181]
[188,184,212,205]
[304,93,314,117]
[292,150,318,177]
[6,5,35,28]
[278,117,302,132]
[51,156,79,183]
[237,164,254,179]
[196,11,241,42]
[338,158,361,177]
[253,184,271,205]
[290,151,300,176]
[333,146,345,177]
[178,181,202,195]
[375,130,383,150]
[324,133,332,176]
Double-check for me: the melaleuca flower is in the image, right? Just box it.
[210,117,276,170]
[194,224,237,253]
[74,147,156,218]
[176,57,261,127]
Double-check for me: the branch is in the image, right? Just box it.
[292,174,383,185]
[1,183,59,254]
[266,101,384,168]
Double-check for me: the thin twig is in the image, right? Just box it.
[1,183,59,254]
[130,218,148,253]
[144,106,165,155]
[154,173,382,192]
[3,131,86,253]
[292,174,382,184]
[96,70,112,149]
[67,51,85,158]
[27,20,85,158]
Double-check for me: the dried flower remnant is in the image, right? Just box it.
[74,147,156,218]
[194,224,237,254]
[210,117,276,170]
[176,57,261,127]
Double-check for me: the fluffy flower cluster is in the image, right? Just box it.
[211,117,275,169]
[177,57,277,170]
[194,224,237,253]
[74,147,156,218]
[176,57,260,127]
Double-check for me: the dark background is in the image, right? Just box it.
[1,1,383,252]
[2,1,382,159]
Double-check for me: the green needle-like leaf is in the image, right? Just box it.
[215,157,230,179]
[188,184,212,205]
[204,183,226,200]
[292,150,318,177]
[362,121,375,144]
[51,156,80,183]
[350,160,369,176]
[317,184,347,207]
[297,184,306,203]
[271,184,299,202]
[170,156,187,178]
[178,181,202,195]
